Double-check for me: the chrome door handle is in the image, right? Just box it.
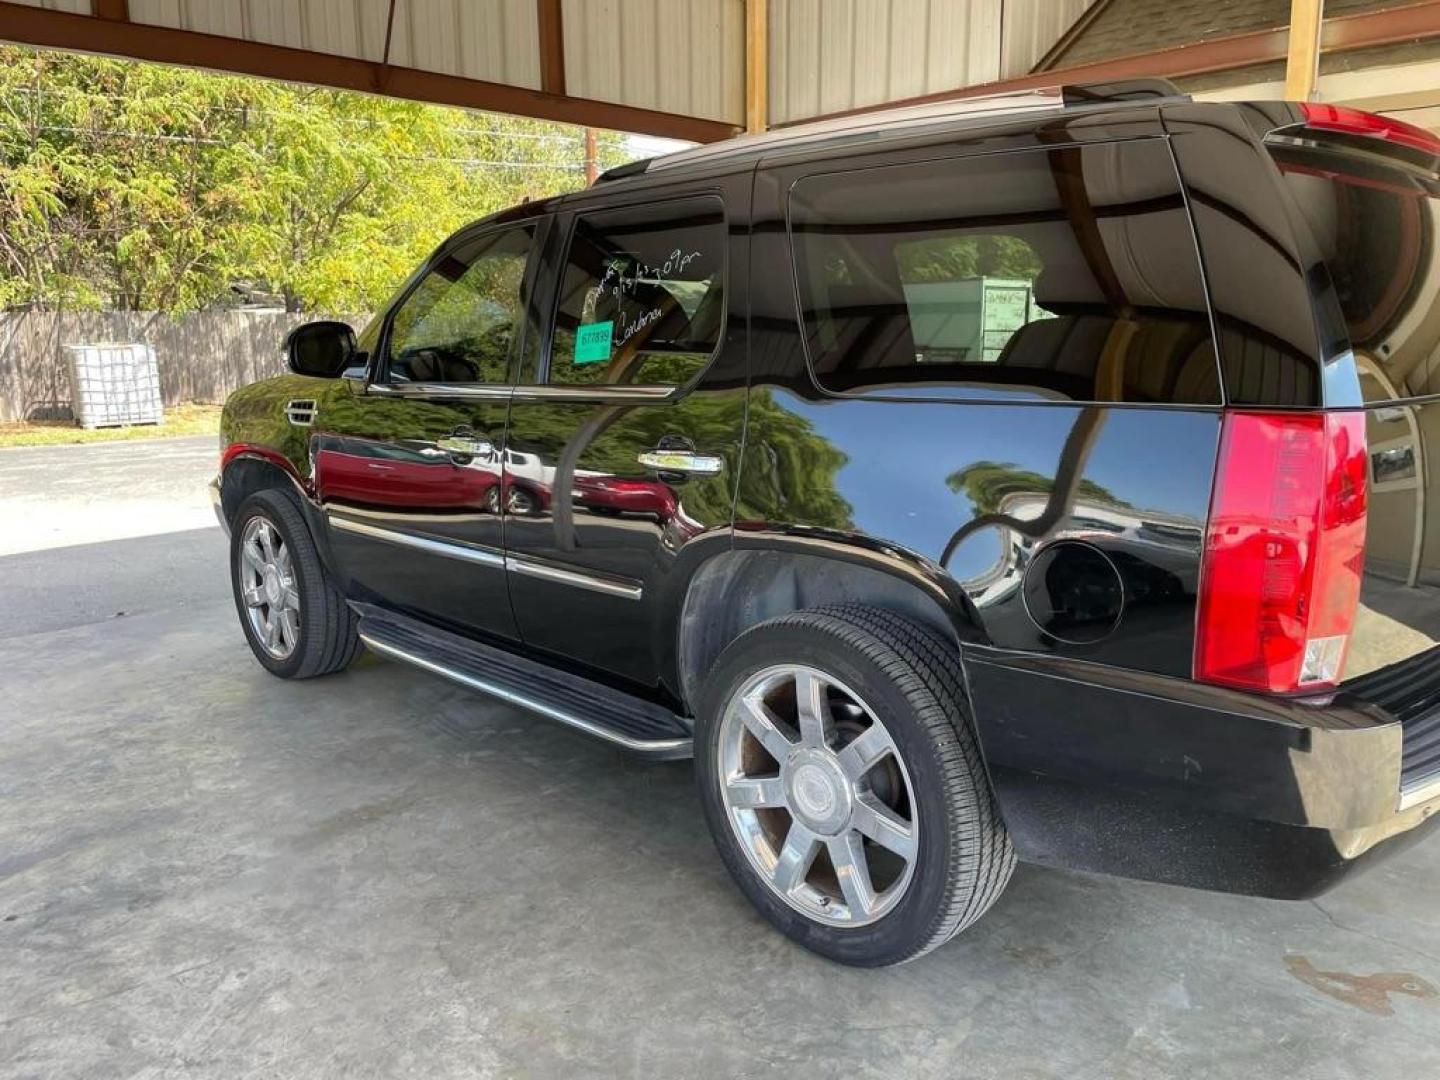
[637,450,724,476]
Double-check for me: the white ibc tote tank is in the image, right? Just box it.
[64,342,163,429]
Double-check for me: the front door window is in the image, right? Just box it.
[386,225,537,385]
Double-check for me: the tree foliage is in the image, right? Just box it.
[946,459,1129,515]
[895,234,1042,285]
[0,46,630,313]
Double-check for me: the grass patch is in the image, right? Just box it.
[0,402,221,448]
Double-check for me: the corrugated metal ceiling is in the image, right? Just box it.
[766,0,1096,125]
[3,0,1115,130]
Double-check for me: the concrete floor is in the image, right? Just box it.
[3,438,1440,1079]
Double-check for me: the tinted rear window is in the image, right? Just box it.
[1270,146,1440,401]
[788,140,1220,404]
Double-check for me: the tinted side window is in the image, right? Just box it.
[386,225,535,384]
[547,196,725,387]
[789,141,1220,404]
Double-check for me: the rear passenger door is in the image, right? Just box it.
[503,185,749,691]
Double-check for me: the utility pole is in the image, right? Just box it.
[583,127,598,186]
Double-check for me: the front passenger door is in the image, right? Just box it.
[318,220,543,641]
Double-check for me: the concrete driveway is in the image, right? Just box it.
[3,437,1440,1079]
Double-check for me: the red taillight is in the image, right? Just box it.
[1298,103,1440,159]
[1194,412,1368,693]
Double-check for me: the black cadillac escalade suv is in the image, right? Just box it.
[212,81,1440,966]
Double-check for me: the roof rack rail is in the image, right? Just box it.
[594,77,1188,184]
[1060,78,1187,104]
[593,158,650,184]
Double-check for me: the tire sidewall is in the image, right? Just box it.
[696,617,966,967]
[229,491,319,678]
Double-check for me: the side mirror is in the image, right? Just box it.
[285,320,356,378]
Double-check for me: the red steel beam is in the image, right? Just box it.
[0,1,737,143]
[787,0,1440,126]
[536,0,566,97]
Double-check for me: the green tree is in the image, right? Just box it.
[0,46,631,313]
[0,50,260,309]
[895,234,1041,284]
[946,460,1129,515]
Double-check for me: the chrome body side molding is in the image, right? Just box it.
[504,556,643,600]
[366,382,512,401]
[509,384,678,402]
[328,516,505,569]
[326,516,642,598]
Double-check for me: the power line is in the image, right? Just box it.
[14,125,589,170]
[6,85,598,144]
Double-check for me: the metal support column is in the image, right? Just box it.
[1285,0,1325,102]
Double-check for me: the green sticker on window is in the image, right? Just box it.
[574,320,613,365]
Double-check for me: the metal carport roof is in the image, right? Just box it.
[2,0,1440,140]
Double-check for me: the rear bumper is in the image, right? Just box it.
[963,648,1440,899]
[1343,647,1440,809]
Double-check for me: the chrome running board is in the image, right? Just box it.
[354,606,692,760]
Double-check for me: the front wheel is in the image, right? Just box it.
[695,605,1014,966]
[230,488,361,679]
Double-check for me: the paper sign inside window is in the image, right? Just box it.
[574,320,613,365]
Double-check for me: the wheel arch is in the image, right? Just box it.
[219,447,338,574]
[668,538,986,714]
[219,454,291,520]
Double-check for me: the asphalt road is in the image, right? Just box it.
[3,436,1440,1079]
[0,436,224,639]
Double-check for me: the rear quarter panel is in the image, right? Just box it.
[736,388,1218,679]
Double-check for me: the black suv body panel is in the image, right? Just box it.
[216,96,1440,900]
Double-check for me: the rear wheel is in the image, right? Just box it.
[696,604,1014,966]
[506,486,537,515]
[230,488,361,679]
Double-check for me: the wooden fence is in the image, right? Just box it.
[0,309,369,423]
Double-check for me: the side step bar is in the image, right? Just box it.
[354,607,693,760]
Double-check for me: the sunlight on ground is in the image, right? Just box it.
[0,403,221,448]
[0,434,220,556]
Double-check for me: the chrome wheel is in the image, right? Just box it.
[718,664,918,927]
[237,516,300,660]
[506,487,536,515]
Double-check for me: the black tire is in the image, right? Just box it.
[695,604,1015,966]
[229,488,362,679]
